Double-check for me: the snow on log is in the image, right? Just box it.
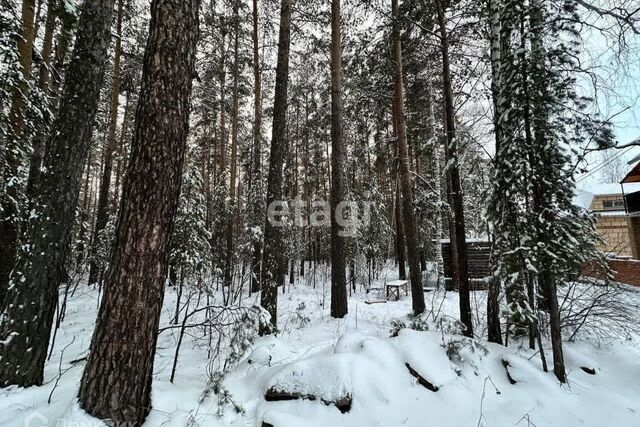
[264,387,352,413]
[264,354,353,413]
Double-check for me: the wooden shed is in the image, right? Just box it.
[441,240,492,287]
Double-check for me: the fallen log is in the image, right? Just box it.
[581,366,596,375]
[405,363,439,392]
[502,359,517,385]
[264,387,352,413]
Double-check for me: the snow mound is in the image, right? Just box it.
[265,353,353,403]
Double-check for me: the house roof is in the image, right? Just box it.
[622,160,640,184]
[574,183,640,210]
[588,183,635,196]
[627,153,640,165]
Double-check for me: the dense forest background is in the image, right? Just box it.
[0,0,639,425]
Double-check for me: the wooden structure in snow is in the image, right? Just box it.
[622,158,640,259]
[385,280,409,301]
[440,239,492,285]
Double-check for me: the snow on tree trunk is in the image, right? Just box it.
[0,0,116,388]
[260,0,293,332]
[330,0,348,318]
[89,0,124,285]
[391,0,425,315]
[77,1,199,423]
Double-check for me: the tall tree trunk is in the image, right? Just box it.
[218,23,227,174]
[25,0,57,200]
[224,0,240,291]
[48,8,75,112]
[391,103,407,280]
[0,0,116,388]
[435,0,472,337]
[0,0,37,309]
[486,0,502,344]
[425,80,445,286]
[78,1,199,423]
[395,183,407,279]
[487,277,503,344]
[541,272,566,382]
[260,0,293,332]
[529,0,566,383]
[89,0,125,285]
[114,90,132,206]
[77,149,94,266]
[5,0,36,141]
[391,0,425,314]
[330,0,348,318]
[249,0,263,293]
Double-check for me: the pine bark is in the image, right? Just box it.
[391,0,425,314]
[435,0,472,336]
[330,0,348,318]
[395,184,407,279]
[89,0,125,284]
[261,0,293,332]
[391,103,407,280]
[224,0,240,291]
[0,0,37,310]
[114,91,132,205]
[249,0,263,293]
[425,81,445,285]
[218,23,227,174]
[25,0,57,200]
[0,0,116,387]
[5,0,36,141]
[78,0,200,423]
[48,9,75,111]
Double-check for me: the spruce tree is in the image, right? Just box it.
[487,0,614,381]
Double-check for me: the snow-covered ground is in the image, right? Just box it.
[1,268,639,427]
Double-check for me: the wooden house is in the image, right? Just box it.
[575,183,640,258]
[622,159,640,259]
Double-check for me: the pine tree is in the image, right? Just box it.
[435,0,473,337]
[248,0,264,294]
[78,0,200,422]
[88,0,125,285]
[0,0,116,388]
[330,0,348,318]
[260,0,293,332]
[391,0,425,315]
[0,0,37,307]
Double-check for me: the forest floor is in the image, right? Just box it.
[1,266,639,427]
